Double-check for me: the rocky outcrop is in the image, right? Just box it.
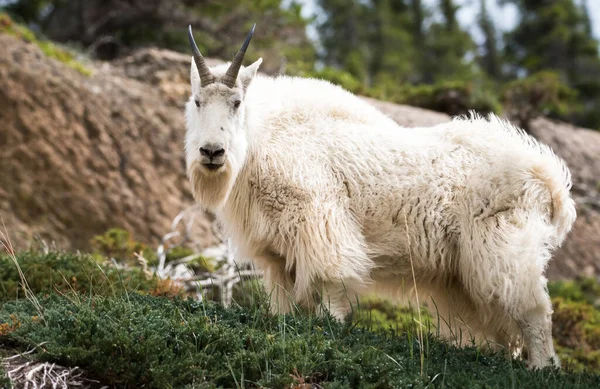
[0,35,216,250]
[529,118,600,279]
[1,34,599,279]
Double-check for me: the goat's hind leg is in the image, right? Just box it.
[516,293,558,369]
[459,213,559,369]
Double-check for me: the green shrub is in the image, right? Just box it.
[90,228,158,266]
[0,251,182,302]
[502,70,579,129]
[299,65,502,117]
[353,295,432,334]
[298,66,368,95]
[400,81,501,117]
[2,293,600,388]
[552,297,600,373]
[549,278,600,307]
[548,278,600,372]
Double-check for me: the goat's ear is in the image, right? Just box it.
[239,57,262,92]
[190,57,201,95]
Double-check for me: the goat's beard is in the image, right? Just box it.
[187,160,235,210]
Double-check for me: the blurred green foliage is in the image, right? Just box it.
[3,0,599,127]
[502,70,579,129]
[553,297,600,372]
[90,228,157,267]
[502,0,600,129]
[1,0,315,74]
[313,0,599,128]
[303,66,501,116]
[549,277,600,308]
[0,12,91,75]
[0,364,9,389]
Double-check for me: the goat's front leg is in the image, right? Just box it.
[276,202,373,318]
[317,280,360,320]
[263,261,296,315]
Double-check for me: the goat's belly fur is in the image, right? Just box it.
[215,112,574,369]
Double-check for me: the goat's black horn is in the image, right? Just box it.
[222,24,256,88]
[188,25,215,87]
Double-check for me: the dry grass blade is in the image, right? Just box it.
[0,213,45,323]
[3,351,107,389]
[404,210,425,376]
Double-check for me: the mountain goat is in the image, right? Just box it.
[184,25,576,369]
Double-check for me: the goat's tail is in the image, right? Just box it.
[528,154,577,248]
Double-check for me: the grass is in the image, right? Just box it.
[0,12,92,76]
[1,248,600,387]
[2,293,600,389]
[0,250,183,303]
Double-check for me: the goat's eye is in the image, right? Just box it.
[194,99,200,108]
[233,100,241,109]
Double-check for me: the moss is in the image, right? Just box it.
[164,246,195,263]
[1,293,599,388]
[0,12,92,76]
[186,254,217,273]
[547,278,600,372]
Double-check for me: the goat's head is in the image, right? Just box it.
[185,24,262,208]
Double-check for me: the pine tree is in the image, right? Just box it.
[423,0,476,82]
[478,0,501,80]
[369,0,415,85]
[315,0,370,80]
[440,0,459,31]
[409,0,431,83]
[503,0,600,128]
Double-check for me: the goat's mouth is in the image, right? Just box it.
[202,162,225,172]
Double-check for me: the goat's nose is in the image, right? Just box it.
[199,144,225,159]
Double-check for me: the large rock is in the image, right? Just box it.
[528,118,600,279]
[1,34,599,280]
[0,35,216,250]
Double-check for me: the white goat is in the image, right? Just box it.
[184,25,576,369]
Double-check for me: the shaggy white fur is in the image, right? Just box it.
[184,59,576,369]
